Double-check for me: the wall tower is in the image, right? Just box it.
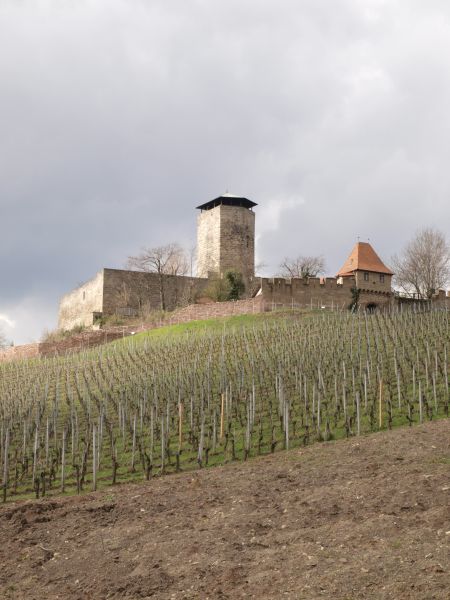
[196,193,256,283]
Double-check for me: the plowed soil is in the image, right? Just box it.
[1,420,449,600]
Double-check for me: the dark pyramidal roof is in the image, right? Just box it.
[196,193,257,211]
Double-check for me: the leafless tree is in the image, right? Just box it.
[279,255,325,278]
[126,243,189,310]
[391,227,450,298]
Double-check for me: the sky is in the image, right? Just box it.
[1,0,450,344]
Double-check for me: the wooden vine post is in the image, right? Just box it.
[178,402,183,449]
[92,424,97,492]
[379,379,383,429]
[61,429,66,493]
[220,393,225,441]
[2,428,9,503]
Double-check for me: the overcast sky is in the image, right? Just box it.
[1,0,450,344]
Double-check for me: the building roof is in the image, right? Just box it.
[337,242,393,277]
[196,193,257,211]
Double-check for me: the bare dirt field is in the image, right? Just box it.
[1,420,449,600]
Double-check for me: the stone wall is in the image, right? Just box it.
[197,205,255,283]
[260,276,357,309]
[0,329,144,362]
[39,328,142,356]
[170,296,264,322]
[102,269,209,315]
[58,268,211,332]
[259,276,395,309]
[58,270,104,330]
[0,343,41,362]
[431,289,450,307]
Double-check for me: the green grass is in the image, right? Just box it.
[122,309,317,344]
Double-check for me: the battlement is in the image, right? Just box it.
[258,275,394,310]
[262,276,356,290]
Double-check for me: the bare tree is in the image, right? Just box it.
[126,243,189,310]
[279,255,325,278]
[391,227,450,298]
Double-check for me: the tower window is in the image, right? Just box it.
[364,272,369,282]
[82,291,86,301]
[380,274,385,283]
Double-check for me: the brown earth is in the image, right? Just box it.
[1,420,449,600]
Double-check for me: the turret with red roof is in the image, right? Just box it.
[337,242,393,293]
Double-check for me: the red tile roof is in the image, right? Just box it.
[337,242,393,277]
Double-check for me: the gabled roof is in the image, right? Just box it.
[337,242,393,277]
[196,193,257,211]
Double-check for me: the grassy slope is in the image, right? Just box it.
[126,309,317,343]
[1,308,448,503]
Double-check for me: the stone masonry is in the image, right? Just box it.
[197,202,255,282]
[57,194,450,332]
[58,268,209,330]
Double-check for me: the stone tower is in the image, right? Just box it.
[196,193,256,283]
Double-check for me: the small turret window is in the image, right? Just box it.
[364,272,369,281]
[380,274,385,283]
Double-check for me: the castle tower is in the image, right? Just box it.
[196,193,256,283]
[337,241,394,295]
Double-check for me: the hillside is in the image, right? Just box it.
[1,420,449,599]
[0,309,449,501]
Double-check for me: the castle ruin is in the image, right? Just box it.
[58,195,450,330]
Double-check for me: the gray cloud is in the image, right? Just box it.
[1,0,450,343]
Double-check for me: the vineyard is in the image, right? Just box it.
[0,308,449,502]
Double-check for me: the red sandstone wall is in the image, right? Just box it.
[169,297,264,322]
[0,344,41,362]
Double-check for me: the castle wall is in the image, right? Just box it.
[258,276,394,309]
[260,276,358,309]
[58,270,104,331]
[197,205,255,282]
[359,290,392,308]
[430,290,450,308]
[102,269,209,315]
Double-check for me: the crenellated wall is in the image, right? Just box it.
[259,276,363,308]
